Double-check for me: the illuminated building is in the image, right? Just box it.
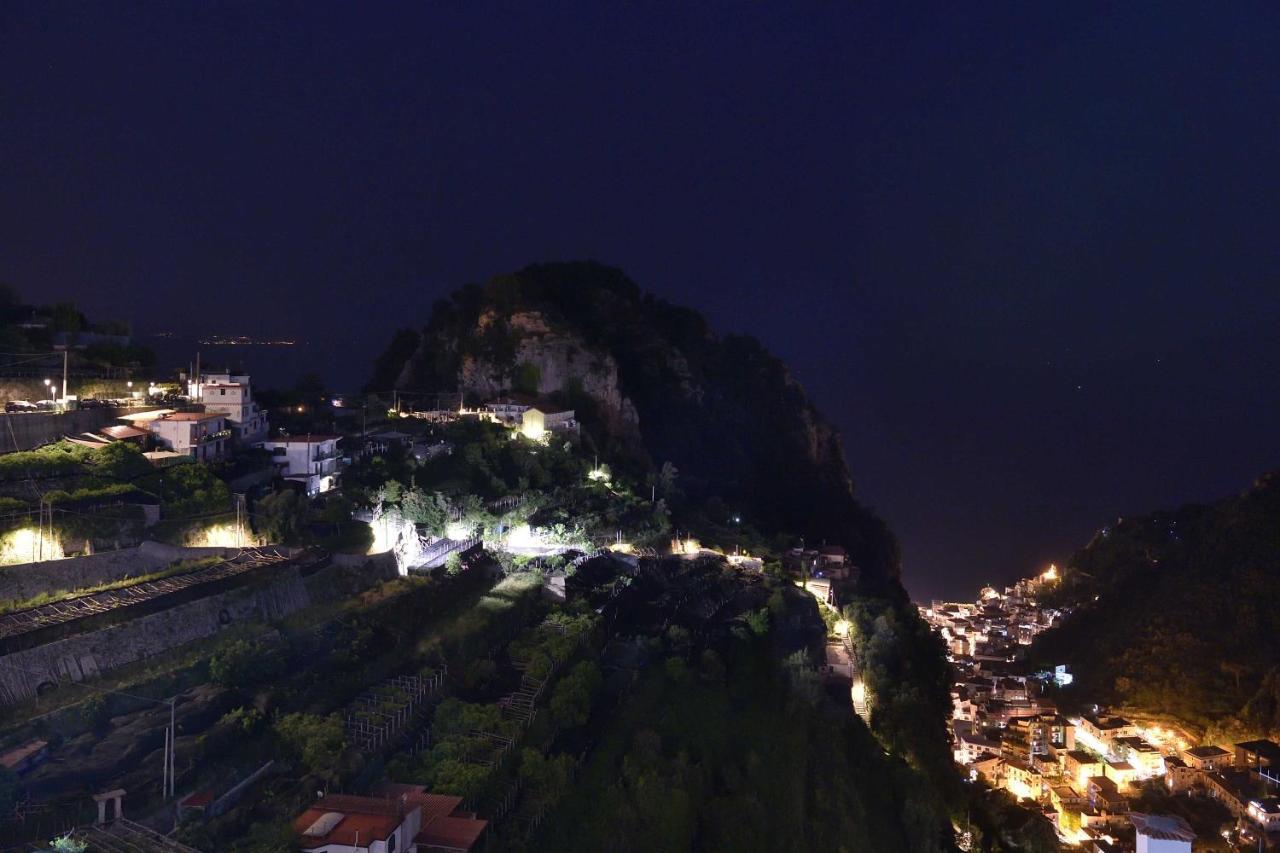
[258,434,343,495]
[146,411,231,461]
[194,371,269,443]
[1129,813,1194,853]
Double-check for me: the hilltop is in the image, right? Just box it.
[370,261,900,589]
[1031,470,1280,738]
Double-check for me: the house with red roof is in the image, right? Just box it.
[293,786,487,853]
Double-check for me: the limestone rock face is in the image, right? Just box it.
[459,309,634,421]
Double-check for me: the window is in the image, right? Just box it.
[388,833,396,852]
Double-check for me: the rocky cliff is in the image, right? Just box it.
[370,262,899,584]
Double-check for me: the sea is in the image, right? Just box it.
[146,332,365,394]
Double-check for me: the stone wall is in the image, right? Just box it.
[0,541,240,603]
[0,554,393,706]
[0,567,312,705]
[0,408,119,453]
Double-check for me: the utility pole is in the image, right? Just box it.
[60,349,68,410]
[169,699,176,798]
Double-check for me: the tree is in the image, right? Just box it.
[256,489,307,544]
[744,608,770,636]
[549,661,602,729]
[519,748,572,806]
[50,836,87,853]
[80,695,110,731]
[209,640,275,689]
[402,489,449,536]
[657,461,679,495]
[273,713,345,776]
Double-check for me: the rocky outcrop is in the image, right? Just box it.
[458,309,634,421]
[369,261,898,581]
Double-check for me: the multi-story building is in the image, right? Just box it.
[259,434,342,496]
[146,412,230,462]
[194,371,269,443]
[1075,714,1138,758]
[1182,745,1232,772]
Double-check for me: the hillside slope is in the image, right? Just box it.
[370,261,899,587]
[1031,471,1280,736]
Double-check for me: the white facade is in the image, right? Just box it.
[146,412,230,461]
[485,399,531,426]
[258,435,342,496]
[1131,814,1195,853]
[194,372,269,443]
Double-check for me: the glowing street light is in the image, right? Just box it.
[1042,564,1059,582]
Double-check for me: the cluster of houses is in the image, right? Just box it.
[923,576,1280,850]
[64,370,344,497]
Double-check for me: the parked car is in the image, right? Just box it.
[78,398,106,409]
[4,400,37,412]
[35,399,57,410]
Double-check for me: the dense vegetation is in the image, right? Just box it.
[1031,470,1280,738]
[532,624,952,852]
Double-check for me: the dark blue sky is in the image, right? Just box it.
[3,3,1278,599]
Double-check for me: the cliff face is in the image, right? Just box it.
[370,262,898,583]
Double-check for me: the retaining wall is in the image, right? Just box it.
[0,408,120,453]
[0,552,393,706]
[0,567,312,705]
[0,541,240,603]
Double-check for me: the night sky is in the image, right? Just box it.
[3,3,1278,600]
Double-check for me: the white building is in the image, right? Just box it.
[519,406,577,439]
[192,371,269,443]
[1247,798,1280,832]
[484,398,577,439]
[146,412,230,462]
[1129,813,1194,853]
[485,398,531,427]
[258,434,342,495]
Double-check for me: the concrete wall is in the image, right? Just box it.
[0,567,313,705]
[0,408,119,453]
[0,541,240,603]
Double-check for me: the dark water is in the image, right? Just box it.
[146,333,365,393]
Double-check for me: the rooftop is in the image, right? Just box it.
[0,739,47,770]
[1129,813,1196,842]
[1185,745,1231,758]
[159,411,224,422]
[416,815,488,851]
[294,795,405,849]
[100,425,150,440]
[264,434,341,444]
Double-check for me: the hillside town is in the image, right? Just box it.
[923,569,1280,851]
[0,301,888,851]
